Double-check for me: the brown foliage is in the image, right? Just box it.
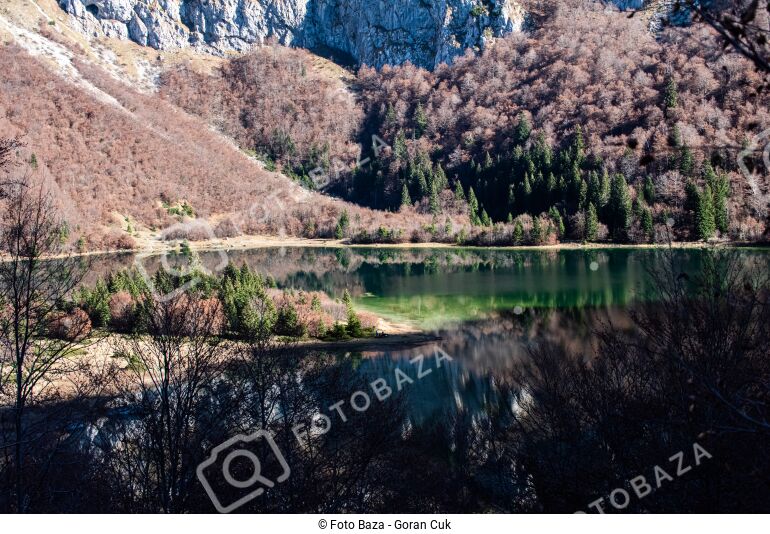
[160,46,362,172]
[47,308,92,341]
[0,46,433,246]
[108,291,138,332]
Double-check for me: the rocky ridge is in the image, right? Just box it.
[58,0,527,69]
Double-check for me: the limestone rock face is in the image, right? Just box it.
[58,0,526,68]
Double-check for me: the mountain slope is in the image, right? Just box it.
[0,0,440,248]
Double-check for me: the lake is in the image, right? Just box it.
[87,246,770,422]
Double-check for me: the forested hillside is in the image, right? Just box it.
[162,0,770,245]
[1,0,768,248]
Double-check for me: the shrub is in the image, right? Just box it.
[274,299,307,338]
[325,322,351,341]
[109,291,140,333]
[48,308,92,341]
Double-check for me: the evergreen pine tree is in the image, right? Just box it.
[586,202,599,241]
[480,209,492,227]
[335,210,350,239]
[608,173,632,241]
[599,168,611,207]
[342,289,362,337]
[713,173,729,235]
[513,219,524,244]
[704,163,729,235]
[643,176,656,204]
[696,184,716,240]
[548,206,565,237]
[679,144,695,176]
[670,125,682,147]
[433,164,448,191]
[522,172,532,198]
[454,180,466,202]
[641,206,654,241]
[531,217,544,245]
[385,102,397,128]
[400,182,412,210]
[429,181,441,215]
[483,151,493,170]
[664,76,679,114]
[394,130,408,162]
[578,178,588,210]
[514,113,531,146]
[414,102,428,138]
[417,168,429,199]
[468,187,481,226]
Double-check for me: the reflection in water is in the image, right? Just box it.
[9,247,768,513]
[358,307,634,423]
[85,247,768,328]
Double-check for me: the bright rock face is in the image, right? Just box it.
[59,0,526,68]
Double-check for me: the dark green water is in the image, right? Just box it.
[92,246,770,421]
[93,246,768,330]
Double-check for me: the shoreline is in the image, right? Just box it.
[9,234,770,262]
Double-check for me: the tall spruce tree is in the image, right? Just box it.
[586,202,599,241]
[514,113,532,146]
[664,76,679,114]
[400,182,412,210]
[608,173,632,241]
[429,181,441,215]
[513,219,524,244]
[414,102,428,138]
[454,180,466,202]
[696,184,716,241]
[468,187,481,226]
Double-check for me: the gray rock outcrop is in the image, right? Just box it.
[58,0,526,69]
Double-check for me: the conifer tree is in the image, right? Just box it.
[468,187,481,226]
[696,184,716,240]
[670,124,683,147]
[417,168,429,199]
[433,164,448,191]
[586,202,599,241]
[483,151,493,170]
[531,216,544,245]
[429,181,441,215]
[385,102,397,128]
[513,219,524,244]
[480,209,492,227]
[643,176,656,205]
[414,102,428,138]
[608,173,632,241]
[454,180,466,202]
[704,164,729,235]
[343,289,362,337]
[679,144,695,176]
[394,130,408,162]
[599,168,611,207]
[400,182,412,210]
[548,206,565,238]
[664,76,679,114]
[335,209,350,239]
[514,113,531,146]
[641,206,654,241]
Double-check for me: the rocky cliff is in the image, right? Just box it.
[59,0,526,68]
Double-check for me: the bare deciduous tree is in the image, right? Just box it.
[106,293,233,512]
[0,174,94,512]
